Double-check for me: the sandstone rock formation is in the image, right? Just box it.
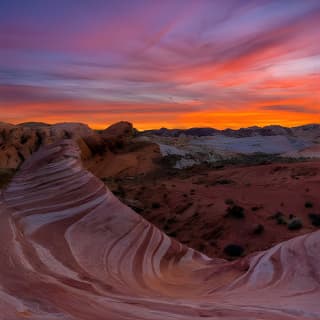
[0,122,96,169]
[0,140,319,319]
[0,121,160,179]
[102,121,134,139]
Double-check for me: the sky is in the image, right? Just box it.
[0,0,320,130]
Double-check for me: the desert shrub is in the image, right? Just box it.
[305,201,313,208]
[277,216,287,225]
[252,224,264,235]
[128,205,143,214]
[226,205,245,219]
[151,202,161,209]
[270,212,287,225]
[223,244,244,257]
[288,218,303,230]
[225,198,234,205]
[214,179,234,185]
[309,213,320,227]
[270,211,281,219]
[113,185,126,198]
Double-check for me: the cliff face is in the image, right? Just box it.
[0,122,95,168]
[0,122,160,180]
[0,140,319,319]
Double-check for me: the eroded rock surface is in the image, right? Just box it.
[0,140,319,319]
[0,122,95,168]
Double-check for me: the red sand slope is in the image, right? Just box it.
[0,140,319,319]
[121,160,320,258]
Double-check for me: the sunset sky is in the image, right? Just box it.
[0,0,320,130]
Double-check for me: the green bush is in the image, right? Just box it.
[225,198,234,205]
[309,213,320,227]
[215,179,233,185]
[226,205,245,219]
[252,224,264,235]
[288,218,302,230]
[270,212,287,225]
[305,201,313,208]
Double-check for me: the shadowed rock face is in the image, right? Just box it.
[0,140,319,319]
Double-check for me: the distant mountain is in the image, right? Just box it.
[18,122,51,127]
[143,124,320,138]
[143,127,219,137]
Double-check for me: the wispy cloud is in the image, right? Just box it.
[261,104,317,113]
[0,0,319,128]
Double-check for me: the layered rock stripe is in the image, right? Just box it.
[0,140,319,319]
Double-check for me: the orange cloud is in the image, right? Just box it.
[1,1,319,129]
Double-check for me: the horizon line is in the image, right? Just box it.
[2,120,320,132]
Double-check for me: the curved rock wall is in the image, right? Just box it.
[0,140,319,319]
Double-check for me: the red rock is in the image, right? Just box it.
[102,121,134,139]
[0,140,319,319]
